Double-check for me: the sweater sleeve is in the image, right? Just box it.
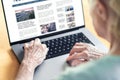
[56,62,96,80]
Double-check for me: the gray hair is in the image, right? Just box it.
[89,0,120,40]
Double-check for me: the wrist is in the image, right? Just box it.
[21,60,36,72]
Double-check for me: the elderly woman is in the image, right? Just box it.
[15,0,120,80]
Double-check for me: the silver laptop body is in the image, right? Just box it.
[2,0,108,80]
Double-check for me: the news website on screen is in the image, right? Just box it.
[3,0,84,43]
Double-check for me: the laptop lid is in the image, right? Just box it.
[2,0,85,45]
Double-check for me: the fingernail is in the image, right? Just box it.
[35,38,40,43]
[36,38,40,41]
[25,43,29,48]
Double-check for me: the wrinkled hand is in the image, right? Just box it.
[66,43,105,67]
[22,38,49,71]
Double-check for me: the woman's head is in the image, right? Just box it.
[89,0,120,42]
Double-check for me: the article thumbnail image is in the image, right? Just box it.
[15,8,35,22]
[66,12,75,22]
[65,6,74,12]
[68,22,76,28]
[40,22,56,34]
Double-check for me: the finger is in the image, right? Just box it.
[91,53,103,56]
[24,43,29,52]
[69,45,87,55]
[34,47,48,59]
[24,43,29,58]
[75,42,92,48]
[33,44,48,57]
[32,45,42,55]
[33,38,42,51]
[67,51,89,62]
[69,42,87,55]
[34,38,41,46]
[29,40,34,49]
[75,42,86,46]
[70,59,88,67]
[88,53,102,60]
[33,48,43,57]
[24,43,29,48]
[30,40,34,46]
[42,44,49,55]
[42,44,49,56]
[44,48,49,56]
[42,44,47,49]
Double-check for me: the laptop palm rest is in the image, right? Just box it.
[12,44,24,62]
[34,54,69,80]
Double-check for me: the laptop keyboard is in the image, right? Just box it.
[42,32,94,60]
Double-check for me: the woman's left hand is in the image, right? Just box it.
[66,43,105,67]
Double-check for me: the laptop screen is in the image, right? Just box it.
[2,0,84,43]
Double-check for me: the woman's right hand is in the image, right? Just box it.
[22,38,49,71]
[66,43,105,67]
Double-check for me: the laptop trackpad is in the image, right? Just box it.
[34,54,69,80]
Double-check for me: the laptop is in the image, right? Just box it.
[2,0,108,80]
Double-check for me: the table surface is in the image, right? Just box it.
[0,0,110,80]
